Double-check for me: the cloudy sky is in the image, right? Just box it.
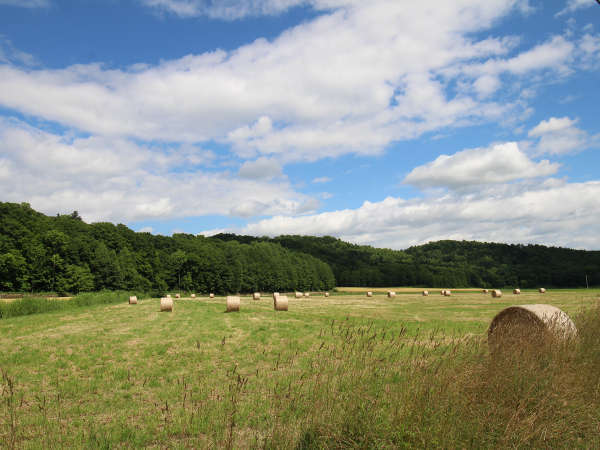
[1,0,599,249]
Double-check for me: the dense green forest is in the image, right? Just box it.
[0,202,335,294]
[1,202,599,294]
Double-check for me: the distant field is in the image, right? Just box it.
[338,286,489,293]
[1,289,599,448]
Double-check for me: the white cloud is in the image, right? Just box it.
[556,0,595,17]
[404,142,559,189]
[0,0,564,163]
[0,37,38,67]
[0,119,314,222]
[138,226,154,233]
[237,157,283,180]
[230,179,600,249]
[140,0,309,19]
[528,116,598,155]
[0,0,48,7]
[312,176,332,183]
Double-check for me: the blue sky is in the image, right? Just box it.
[0,0,599,249]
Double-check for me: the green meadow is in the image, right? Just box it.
[1,289,599,448]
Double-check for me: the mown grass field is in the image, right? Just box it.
[1,289,599,448]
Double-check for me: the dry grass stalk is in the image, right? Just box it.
[274,295,289,311]
[539,288,546,293]
[422,290,429,296]
[160,297,173,312]
[492,289,502,298]
[253,292,260,300]
[513,289,521,295]
[367,291,373,297]
[128,296,138,304]
[226,296,240,312]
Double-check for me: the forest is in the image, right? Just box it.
[1,201,599,294]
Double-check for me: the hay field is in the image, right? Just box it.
[1,289,599,448]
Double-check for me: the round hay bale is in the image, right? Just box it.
[129,295,138,304]
[253,292,260,300]
[274,294,289,311]
[491,290,502,298]
[422,290,429,296]
[440,290,446,296]
[366,291,373,297]
[166,294,172,298]
[295,292,302,298]
[175,293,181,299]
[273,292,280,300]
[387,291,396,298]
[444,290,451,297]
[191,293,196,298]
[226,296,240,312]
[488,304,577,352]
[513,288,521,295]
[209,293,215,298]
[482,289,489,294]
[324,292,329,297]
[539,288,546,293]
[160,297,173,312]
[304,292,310,297]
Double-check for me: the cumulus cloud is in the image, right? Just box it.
[528,116,598,155]
[140,0,309,19]
[404,142,559,189]
[0,119,314,222]
[237,157,283,180]
[229,179,600,249]
[0,0,578,163]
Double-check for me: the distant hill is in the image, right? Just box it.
[1,201,598,294]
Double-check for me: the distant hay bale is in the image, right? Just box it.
[226,296,240,312]
[273,292,280,300]
[444,290,451,297]
[253,292,261,300]
[539,288,546,293]
[440,290,446,296]
[367,291,373,297]
[274,294,289,311]
[166,294,172,298]
[488,304,577,352]
[191,293,196,298]
[129,295,138,305]
[492,290,502,298]
[295,292,302,298]
[387,291,396,298]
[209,293,215,298]
[160,297,173,312]
[175,293,181,299]
[304,292,310,297]
[513,289,521,295]
[324,292,329,297]
[482,289,489,294]
[422,290,429,296]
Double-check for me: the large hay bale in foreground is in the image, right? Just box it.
[367,291,373,297]
[387,291,396,298]
[488,304,577,352]
[253,292,260,300]
[209,293,215,298]
[513,289,521,295]
[129,295,138,305]
[274,295,289,311]
[492,290,502,298]
[539,288,546,293]
[160,297,173,312]
[422,290,429,296]
[226,296,240,312]
[295,292,302,298]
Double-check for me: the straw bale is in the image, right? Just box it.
[488,304,577,351]
[226,296,240,312]
[160,297,173,312]
[513,289,521,295]
[422,290,429,296]
[191,294,196,298]
[304,292,310,297]
[482,289,489,294]
[175,293,181,299]
[387,291,396,298]
[295,292,302,298]
[491,289,502,298]
[166,294,172,298]
[539,288,546,293]
[129,295,138,304]
[440,290,446,296]
[444,290,451,297]
[324,292,329,297]
[209,293,215,298]
[367,291,373,297]
[274,294,289,311]
[273,292,280,300]
[253,292,260,300]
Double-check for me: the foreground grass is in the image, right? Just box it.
[1,290,599,448]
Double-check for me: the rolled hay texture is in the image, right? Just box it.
[324,292,329,297]
[129,295,138,305]
[209,293,215,298]
[273,292,280,300]
[253,292,261,300]
[513,289,521,295]
[304,292,310,297]
[191,294,196,298]
[295,292,302,298]
[160,297,173,312]
[488,304,577,352]
[367,291,373,297]
[422,290,429,296]
[539,288,546,293]
[492,289,502,298]
[387,291,396,298]
[175,293,181,299]
[482,289,489,294]
[226,296,240,312]
[444,290,451,297]
[274,294,289,311]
